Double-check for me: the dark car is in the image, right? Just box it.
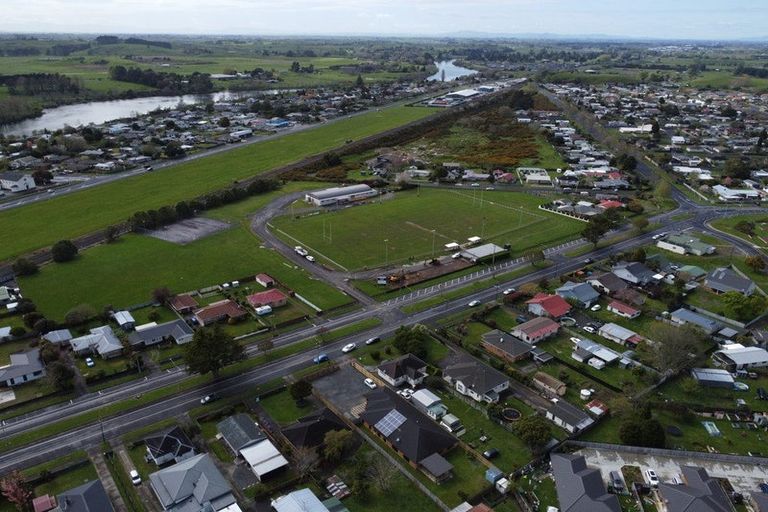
[482,448,500,460]
[758,387,767,400]
[759,483,768,494]
[313,353,329,364]
[516,316,529,324]
[584,258,594,264]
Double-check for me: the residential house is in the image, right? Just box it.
[532,372,566,397]
[587,272,628,296]
[526,293,572,319]
[657,466,731,512]
[611,262,655,285]
[571,338,620,366]
[246,289,289,309]
[128,320,194,347]
[376,354,428,388]
[145,426,196,466]
[168,294,199,314]
[481,330,532,363]
[546,400,594,434]
[255,273,275,288]
[0,349,45,387]
[670,308,722,334]
[149,454,240,512]
[52,480,115,512]
[442,354,509,403]
[0,172,36,193]
[678,265,707,281]
[42,329,73,345]
[361,388,457,481]
[194,300,248,326]
[713,184,760,202]
[705,267,756,296]
[411,389,448,420]
[556,281,600,308]
[69,326,123,359]
[271,489,331,512]
[606,300,640,319]
[598,323,643,348]
[0,286,15,306]
[217,413,265,454]
[713,345,768,371]
[657,233,715,256]
[691,368,735,388]
[281,408,347,449]
[550,453,620,512]
[511,316,560,344]
[217,413,287,481]
[112,310,136,331]
[240,438,289,482]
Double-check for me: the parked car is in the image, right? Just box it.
[313,353,329,364]
[758,482,768,494]
[200,393,218,405]
[516,315,529,324]
[342,343,357,353]
[363,378,377,389]
[365,337,381,345]
[570,337,581,344]
[468,300,481,307]
[482,448,500,460]
[130,470,142,486]
[583,258,594,264]
[734,382,750,391]
[645,469,660,488]
[397,388,414,400]
[590,304,601,312]
[85,357,95,368]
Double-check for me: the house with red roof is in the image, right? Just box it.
[511,317,560,344]
[526,293,572,319]
[598,199,624,210]
[607,300,640,319]
[169,294,199,314]
[255,273,275,288]
[247,289,289,309]
[194,300,248,326]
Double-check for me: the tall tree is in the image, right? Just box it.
[322,429,353,462]
[513,415,552,452]
[0,471,32,512]
[51,240,78,262]
[184,325,244,378]
[47,361,75,391]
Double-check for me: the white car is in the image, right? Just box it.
[590,304,601,312]
[85,357,95,368]
[364,378,377,389]
[645,469,660,487]
[570,337,581,344]
[305,255,315,262]
[583,326,596,334]
[397,388,414,400]
[502,288,516,295]
[342,343,357,353]
[130,470,142,486]
[468,300,481,307]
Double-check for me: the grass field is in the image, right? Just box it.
[272,188,581,270]
[0,105,435,262]
[710,214,768,251]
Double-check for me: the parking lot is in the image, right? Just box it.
[578,447,768,495]
[312,364,374,419]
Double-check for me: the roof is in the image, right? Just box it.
[671,308,721,333]
[714,346,768,366]
[169,294,199,311]
[149,453,236,512]
[32,495,56,512]
[376,354,427,381]
[411,388,442,408]
[706,267,755,295]
[514,317,560,338]
[281,408,347,449]
[42,329,72,344]
[598,322,638,342]
[255,273,275,284]
[272,489,330,512]
[128,319,194,345]
[307,184,373,200]
[361,388,457,463]
[442,353,509,397]
[194,299,247,324]
[589,272,628,292]
[657,466,731,512]
[217,413,264,452]
[0,349,43,382]
[526,293,572,317]
[113,310,135,326]
[547,400,594,431]
[573,338,620,363]
[0,171,31,182]
[556,281,600,304]
[607,300,639,316]
[751,492,768,512]
[551,453,620,512]
[145,426,195,461]
[460,243,507,261]
[56,480,115,512]
[663,234,714,254]
[241,439,289,478]
[420,452,453,478]
[69,326,122,356]
[612,261,655,282]
[691,368,734,384]
[481,330,532,358]
[246,289,288,307]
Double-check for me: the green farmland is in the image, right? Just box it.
[0,105,434,262]
[271,188,582,270]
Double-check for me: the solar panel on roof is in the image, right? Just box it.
[374,409,406,437]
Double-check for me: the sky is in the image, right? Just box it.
[3,0,766,40]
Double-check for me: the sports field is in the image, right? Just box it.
[0,105,434,262]
[271,188,582,270]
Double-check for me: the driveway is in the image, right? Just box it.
[312,364,373,418]
[578,446,768,495]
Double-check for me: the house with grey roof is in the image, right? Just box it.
[376,354,428,388]
[217,413,265,454]
[670,308,722,334]
[545,399,594,434]
[705,267,756,296]
[272,488,331,512]
[54,479,115,512]
[551,453,620,512]
[713,345,768,371]
[128,320,194,347]
[0,171,36,193]
[145,426,196,466]
[657,233,716,256]
[481,330,532,363]
[556,281,600,308]
[442,353,509,403]
[612,262,655,285]
[43,329,73,345]
[69,326,123,359]
[657,466,731,512]
[0,349,45,387]
[587,272,628,295]
[149,453,238,512]
[691,368,735,388]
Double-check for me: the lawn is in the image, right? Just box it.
[272,188,581,270]
[519,135,569,170]
[0,105,435,261]
[710,214,768,252]
[20,225,352,321]
[259,388,317,425]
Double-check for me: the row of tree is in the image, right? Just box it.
[5,73,82,96]
[108,66,213,94]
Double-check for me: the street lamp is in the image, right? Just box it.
[431,230,436,259]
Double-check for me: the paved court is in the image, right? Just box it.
[146,217,230,244]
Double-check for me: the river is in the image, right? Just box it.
[0,89,286,136]
[427,60,479,82]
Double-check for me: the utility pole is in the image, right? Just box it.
[384,239,389,266]
[431,230,436,259]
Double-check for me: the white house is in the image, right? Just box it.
[0,172,36,193]
[0,349,45,387]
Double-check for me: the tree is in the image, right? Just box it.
[629,247,647,263]
[12,258,38,276]
[524,249,545,266]
[31,170,53,185]
[721,291,768,321]
[632,217,649,232]
[368,455,397,491]
[0,470,32,512]
[745,255,766,272]
[104,225,120,243]
[47,361,75,391]
[323,429,353,462]
[513,415,552,452]
[218,116,230,128]
[152,287,172,305]
[654,179,671,201]
[291,445,319,478]
[355,74,365,88]
[582,222,606,247]
[626,200,645,214]
[184,325,243,378]
[392,326,428,359]
[164,140,185,159]
[735,220,756,236]
[724,157,750,180]
[65,304,96,326]
[289,379,312,402]
[39,341,60,364]
[619,414,665,448]
[51,239,78,262]
[645,324,706,374]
